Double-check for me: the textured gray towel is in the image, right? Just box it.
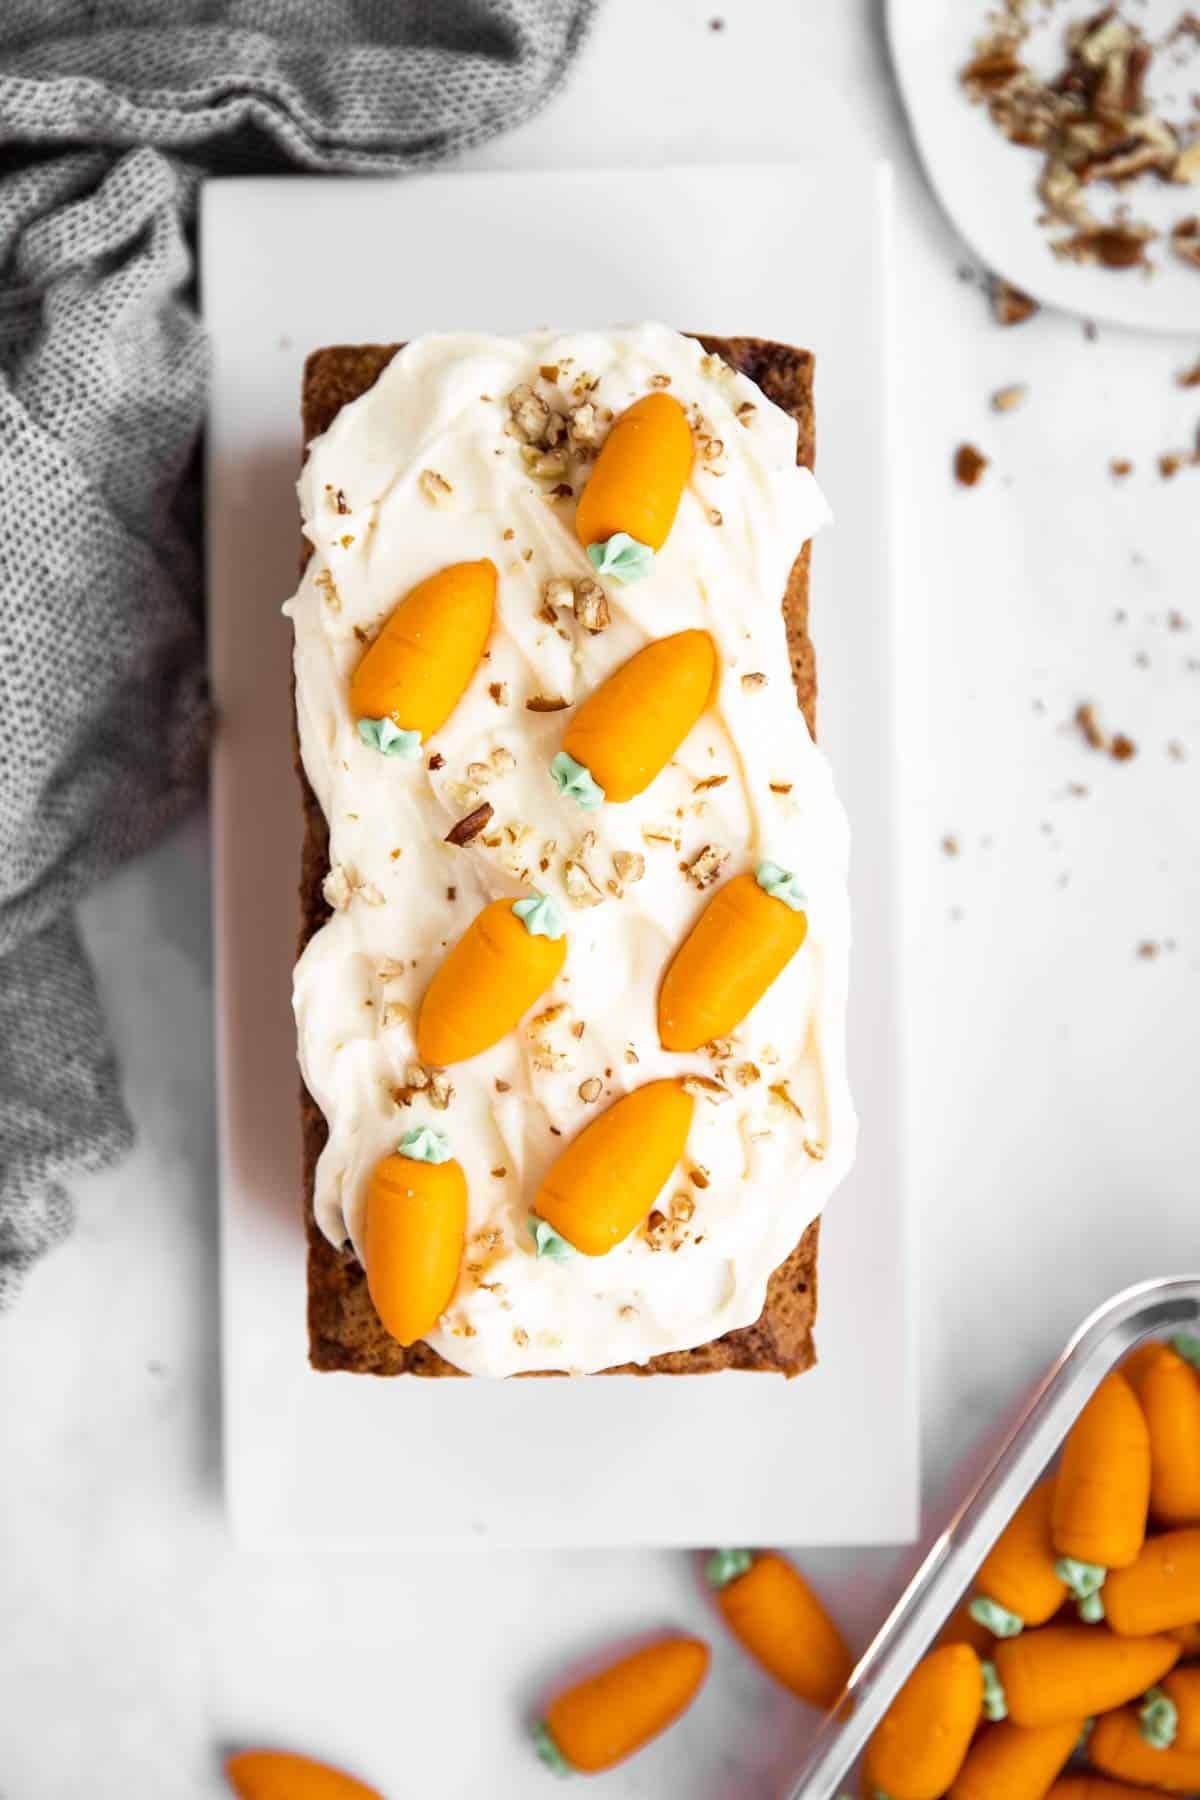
[0,0,595,1304]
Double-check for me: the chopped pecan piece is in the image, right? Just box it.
[444,803,494,846]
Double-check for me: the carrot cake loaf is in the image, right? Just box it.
[285,323,855,1377]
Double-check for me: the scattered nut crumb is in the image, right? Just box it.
[741,671,767,691]
[1110,458,1135,478]
[689,1165,711,1189]
[669,1193,695,1223]
[707,506,723,526]
[642,823,682,850]
[526,694,570,713]
[991,384,1028,413]
[942,834,960,857]
[1137,940,1160,960]
[488,681,508,706]
[578,1077,603,1103]
[681,1073,731,1105]
[734,1061,760,1086]
[612,850,645,885]
[563,859,604,908]
[1111,732,1138,762]
[381,1000,409,1030]
[693,774,728,792]
[624,1044,639,1065]
[1177,358,1200,389]
[954,444,989,487]
[990,279,1039,327]
[513,1327,529,1348]
[573,578,610,633]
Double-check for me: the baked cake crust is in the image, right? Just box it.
[296,336,821,1377]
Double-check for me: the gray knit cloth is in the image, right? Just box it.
[0,0,595,1304]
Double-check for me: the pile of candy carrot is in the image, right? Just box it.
[224,1334,1200,1796]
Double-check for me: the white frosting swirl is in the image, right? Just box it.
[285,323,855,1376]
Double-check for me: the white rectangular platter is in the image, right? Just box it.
[203,162,916,1548]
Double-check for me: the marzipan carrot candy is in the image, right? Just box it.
[706,1549,853,1708]
[1162,1665,1200,1750]
[365,1126,467,1346]
[1049,1779,1177,1800]
[533,1634,709,1773]
[534,1080,694,1256]
[992,1625,1180,1726]
[1123,1341,1166,1393]
[575,392,694,578]
[1168,1620,1200,1657]
[973,1479,1067,1633]
[1103,1529,1200,1637]
[658,864,808,1053]
[948,1717,1083,1800]
[350,558,496,752]
[1136,1347,1200,1528]
[416,893,566,1065]
[860,1644,982,1800]
[1052,1374,1151,1611]
[225,1750,382,1800]
[1088,1703,1200,1790]
[551,629,716,808]
[939,1601,998,1659]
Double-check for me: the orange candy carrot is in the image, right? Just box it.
[1163,1665,1200,1750]
[1103,1528,1200,1637]
[1050,1778,1178,1800]
[706,1549,853,1708]
[1052,1373,1151,1574]
[1088,1703,1200,1791]
[940,1601,999,1659]
[553,629,716,807]
[534,1634,710,1774]
[1169,1621,1200,1658]
[416,895,567,1066]
[575,392,694,560]
[861,1644,982,1800]
[535,1080,694,1256]
[1136,1347,1200,1528]
[225,1751,382,1800]
[974,1478,1067,1631]
[948,1717,1083,1800]
[992,1625,1180,1727]
[349,558,495,747]
[658,866,808,1053]
[364,1128,467,1346]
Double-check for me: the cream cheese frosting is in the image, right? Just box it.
[285,322,855,1377]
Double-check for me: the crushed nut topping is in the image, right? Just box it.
[488,681,509,706]
[567,401,603,454]
[513,1326,529,1348]
[490,745,516,774]
[508,383,552,442]
[624,1043,639,1064]
[689,1165,711,1189]
[991,384,1028,412]
[1075,700,1137,761]
[465,760,493,786]
[525,694,570,713]
[641,823,682,850]
[377,957,406,982]
[736,401,757,424]
[693,774,728,792]
[707,506,723,527]
[418,468,453,507]
[523,445,568,481]
[1173,217,1200,270]
[741,671,767,691]
[611,850,645,885]
[990,277,1039,327]
[681,1073,731,1105]
[770,781,793,795]
[322,863,382,910]
[954,444,989,488]
[428,1069,454,1111]
[573,577,610,633]
[687,844,730,889]
[769,1081,806,1119]
[542,575,574,612]
[382,1000,409,1030]
[619,1304,638,1320]
[669,1193,695,1223]
[578,1077,603,1103]
[563,859,604,908]
[734,1061,761,1086]
[314,567,341,612]
[445,803,494,846]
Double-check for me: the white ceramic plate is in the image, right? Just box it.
[888,0,1200,334]
[203,162,916,1549]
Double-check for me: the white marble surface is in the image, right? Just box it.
[3,3,1198,1796]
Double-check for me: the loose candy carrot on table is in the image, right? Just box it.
[415,894,566,1066]
[947,1716,1083,1800]
[1103,1528,1200,1636]
[973,1478,1067,1633]
[364,1127,467,1346]
[1088,1703,1200,1790]
[533,1634,710,1774]
[551,628,717,808]
[349,558,496,752]
[1134,1346,1200,1528]
[706,1549,853,1708]
[860,1643,982,1800]
[991,1624,1180,1726]
[574,392,694,579]
[534,1080,694,1256]
[225,1750,383,1800]
[657,865,808,1053]
[1052,1372,1151,1615]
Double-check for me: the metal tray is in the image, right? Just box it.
[785,1275,1200,1799]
